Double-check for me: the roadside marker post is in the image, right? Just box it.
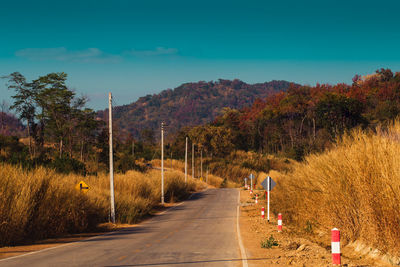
[331,228,341,265]
[255,194,258,204]
[277,213,282,232]
[261,207,265,219]
[244,177,248,189]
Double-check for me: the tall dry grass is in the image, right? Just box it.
[151,159,238,188]
[271,121,400,256]
[206,151,292,185]
[0,165,205,246]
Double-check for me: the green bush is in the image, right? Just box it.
[51,157,87,175]
[261,235,279,249]
[115,154,145,173]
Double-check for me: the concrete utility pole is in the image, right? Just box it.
[200,149,203,179]
[267,176,270,222]
[206,165,208,184]
[108,93,116,223]
[185,137,188,183]
[161,122,165,204]
[250,173,253,191]
[192,143,195,178]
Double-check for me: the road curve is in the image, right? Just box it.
[0,188,243,267]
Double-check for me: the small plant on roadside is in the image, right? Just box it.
[304,220,313,233]
[261,235,279,248]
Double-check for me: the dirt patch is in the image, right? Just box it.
[239,189,389,266]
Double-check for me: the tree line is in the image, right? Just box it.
[169,69,400,160]
[2,69,399,174]
[1,72,158,174]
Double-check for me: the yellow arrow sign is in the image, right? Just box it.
[75,181,89,193]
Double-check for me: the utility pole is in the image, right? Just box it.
[192,143,195,178]
[206,165,208,184]
[185,137,188,183]
[108,92,116,223]
[161,122,165,204]
[200,149,203,179]
[132,140,134,158]
[267,176,270,222]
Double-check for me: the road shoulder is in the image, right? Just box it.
[238,189,385,266]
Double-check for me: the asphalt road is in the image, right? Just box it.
[0,188,245,267]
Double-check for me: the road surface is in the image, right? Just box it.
[0,188,246,267]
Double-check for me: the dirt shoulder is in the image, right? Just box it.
[238,189,389,266]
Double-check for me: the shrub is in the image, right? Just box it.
[51,156,87,175]
[261,235,278,249]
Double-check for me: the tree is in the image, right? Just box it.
[141,128,156,146]
[315,93,366,138]
[4,72,36,157]
[75,108,102,161]
[189,125,234,157]
[33,73,74,157]
[0,101,9,135]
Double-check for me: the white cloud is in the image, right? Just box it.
[125,47,178,56]
[15,47,122,63]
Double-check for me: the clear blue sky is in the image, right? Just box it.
[1,0,400,110]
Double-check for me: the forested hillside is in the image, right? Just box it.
[3,69,399,176]
[177,69,400,160]
[0,112,25,137]
[97,79,292,139]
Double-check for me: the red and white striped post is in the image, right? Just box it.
[331,228,341,265]
[250,189,253,195]
[255,194,258,204]
[261,207,265,219]
[277,213,282,232]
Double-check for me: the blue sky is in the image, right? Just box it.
[1,0,400,110]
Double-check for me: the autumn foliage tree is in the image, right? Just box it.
[188,69,400,160]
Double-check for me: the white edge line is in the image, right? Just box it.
[0,190,205,263]
[237,189,249,267]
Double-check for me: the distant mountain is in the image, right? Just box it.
[98,79,293,139]
[0,112,25,137]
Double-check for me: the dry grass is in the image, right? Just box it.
[271,121,400,256]
[151,159,238,188]
[0,165,206,246]
[151,151,291,188]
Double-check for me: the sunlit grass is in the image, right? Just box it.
[151,159,238,188]
[271,121,400,256]
[0,165,206,246]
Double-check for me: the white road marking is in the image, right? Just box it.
[0,190,205,263]
[237,190,249,267]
